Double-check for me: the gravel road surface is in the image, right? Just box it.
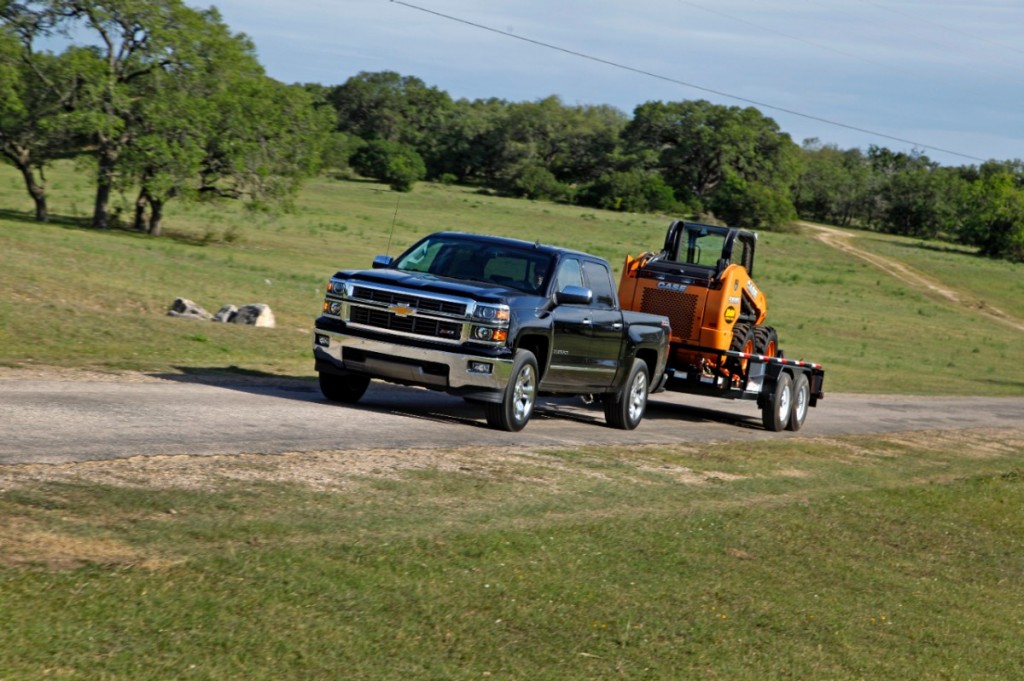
[2,373,1022,464]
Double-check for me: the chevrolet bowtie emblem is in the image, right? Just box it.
[389,304,415,317]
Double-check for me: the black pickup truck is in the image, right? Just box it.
[313,231,671,431]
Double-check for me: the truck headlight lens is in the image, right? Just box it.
[472,326,507,342]
[328,280,350,296]
[329,301,342,315]
[473,304,509,321]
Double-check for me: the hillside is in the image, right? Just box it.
[1,162,1022,395]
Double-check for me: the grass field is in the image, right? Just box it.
[2,429,1023,679]
[3,163,1024,679]
[1,161,1023,394]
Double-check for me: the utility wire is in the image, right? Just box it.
[390,0,987,163]
[853,0,1024,58]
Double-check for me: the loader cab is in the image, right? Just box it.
[663,221,757,281]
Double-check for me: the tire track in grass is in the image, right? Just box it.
[801,222,1024,333]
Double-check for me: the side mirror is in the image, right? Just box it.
[372,255,393,269]
[555,285,593,306]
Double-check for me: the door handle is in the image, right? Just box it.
[582,318,592,325]
[612,322,623,330]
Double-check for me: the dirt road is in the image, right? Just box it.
[2,372,1022,465]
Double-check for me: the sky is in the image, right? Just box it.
[200,0,1024,167]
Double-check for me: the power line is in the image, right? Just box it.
[389,0,987,163]
[853,0,1024,58]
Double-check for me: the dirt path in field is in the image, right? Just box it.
[801,221,1024,333]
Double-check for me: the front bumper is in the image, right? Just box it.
[313,327,514,393]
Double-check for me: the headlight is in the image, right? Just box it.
[473,304,510,321]
[472,326,508,342]
[327,280,349,296]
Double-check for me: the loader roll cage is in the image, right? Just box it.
[662,220,758,279]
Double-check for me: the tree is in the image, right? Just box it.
[328,70,454,173]
[623,100,799,227]
[0,14,86,221]
[958,161,1024,261]
[793,140,873,227]
[350,139,426,192]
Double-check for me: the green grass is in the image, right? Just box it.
[2,431,1023,679]
[1,161,1023,394]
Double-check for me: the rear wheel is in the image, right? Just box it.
[604,359,650,430]
[318,371,370,403]
[786,372,810,432]
[486,350,538,431]
[761,372,793,432]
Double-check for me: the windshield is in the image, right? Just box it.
[394,235,554,294]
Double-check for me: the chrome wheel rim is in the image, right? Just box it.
[513,364,536,423]
[778,383,792,422]
[628,371,648,423]
[794,383,808,422]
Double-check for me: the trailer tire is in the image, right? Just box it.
[604,359,649,430]
[761,372,793,432]
[786,372,810,432]
[319,371,370,403]
[486,349,538,432]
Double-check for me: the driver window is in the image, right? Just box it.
[554,258,584,293]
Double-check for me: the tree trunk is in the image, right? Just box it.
[6,146,49,222]
[134,189,148,231]
[92,150,118,229]
[20,165,48,222]
[148,197,165,236]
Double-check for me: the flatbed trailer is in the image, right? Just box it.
[658,342,825,432]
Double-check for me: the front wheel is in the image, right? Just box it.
[319,371,370,403]
[604,359,650,430]
[761,372,793,432]
[486,350,538,431]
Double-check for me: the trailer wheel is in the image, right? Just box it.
[486,349,538,432]
[761,372,793,432]
[604,359,649,430]
[319,371,370,403]
[786,372,810,432]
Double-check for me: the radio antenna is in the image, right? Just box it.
[385,193,401,257]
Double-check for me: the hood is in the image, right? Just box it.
[338,268,545,305]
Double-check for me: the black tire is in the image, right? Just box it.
[761,372,793,432]
[753,326,779,357]
[485,350,538,432]
[318,371,370,403]
[604,359,650,430]
[786,372,810,432]
[727,322,755,378]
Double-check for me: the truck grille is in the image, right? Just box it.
[641,288,698,341]
[350,306,462,341]
[352,286,467,316]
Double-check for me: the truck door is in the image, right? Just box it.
[581,259,625,390]
[546,257,598,389]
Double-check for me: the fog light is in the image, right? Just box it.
[315,334,330,347]
[468,361,493,374]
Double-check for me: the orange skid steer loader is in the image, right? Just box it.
[619,220,824,431]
